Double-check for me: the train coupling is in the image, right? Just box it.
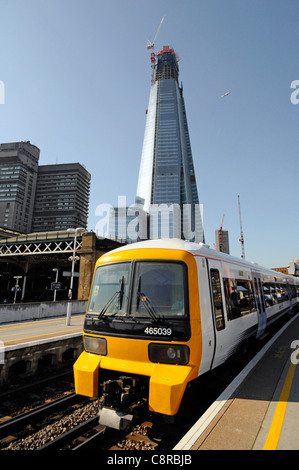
[99,407,133,430]
[98,376,144,430]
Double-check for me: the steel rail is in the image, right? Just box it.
[37,415,100,450]
[0,393,79,439]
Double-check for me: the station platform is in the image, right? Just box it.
[0,314,85,387]
[0,314,85,351]
[175,314,299,450]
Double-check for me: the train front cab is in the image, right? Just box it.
[73,246,203,428]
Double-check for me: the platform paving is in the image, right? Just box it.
[175,314,299,450]
[0,315,84,349]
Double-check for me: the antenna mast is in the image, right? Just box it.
[238,195,245,259]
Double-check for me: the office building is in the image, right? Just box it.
[0,141,39,233]
[0,142,90,233]
[32,163,90,232]
[288,260,299,276]
[215,229,230,254]
[135,45,204,243]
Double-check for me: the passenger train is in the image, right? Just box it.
[74,239,299,429]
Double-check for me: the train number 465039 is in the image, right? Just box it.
[144,326,172,336]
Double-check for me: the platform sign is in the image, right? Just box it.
[62,271,80,277]
[51,282,62,291]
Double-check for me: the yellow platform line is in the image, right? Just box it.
[0,315,85,331]
[2,328,83,344]
[263,361,296,450]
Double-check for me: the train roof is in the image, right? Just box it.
[103,238,298,282]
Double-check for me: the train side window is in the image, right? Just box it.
[210,269,225,330]
[276,284,283,303]
[236,280,255,314]
[263,282,277,306]
[224,278,255,319]
[223,278,235,320]
[290,283,296,299]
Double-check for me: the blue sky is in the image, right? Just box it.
[0,0,298,269]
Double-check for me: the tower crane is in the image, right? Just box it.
[146,15,166,84]
[218,214,225,252]
[238,195,245,259]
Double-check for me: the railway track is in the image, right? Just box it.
[0,371,74,419]
[53,419,161,451]
[0,394,98,450]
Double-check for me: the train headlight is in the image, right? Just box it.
[84,336,107,355]
[148,343,189,365]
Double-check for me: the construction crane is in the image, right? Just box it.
[218,214,225,252]
[146,15,166,84]
[238,195,245,259]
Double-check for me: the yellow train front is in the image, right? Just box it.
[74,240,202,429]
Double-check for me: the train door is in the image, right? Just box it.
[207,259,228,368]
[253,272,267,338]
[285,281,293,313]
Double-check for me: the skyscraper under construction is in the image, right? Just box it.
[135,45,204,243]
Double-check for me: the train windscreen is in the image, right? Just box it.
[87,261,188,320]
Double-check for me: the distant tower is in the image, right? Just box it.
[215,229,230,254]
[136,45,204,242]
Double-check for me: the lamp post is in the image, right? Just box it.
[66,227,86,325]
[13,276,22,304]
[52,268,59,302]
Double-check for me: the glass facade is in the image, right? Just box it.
[135,46,204,243]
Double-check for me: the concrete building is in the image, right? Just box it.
[288,260,299,276]
[0,142,91,233]
[215,229,230,254]
[32,163,90,232]
[0,141,39,233]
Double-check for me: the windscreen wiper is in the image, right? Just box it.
[98,277,125,319]
[136,292,160,321]
[136,277,161,322]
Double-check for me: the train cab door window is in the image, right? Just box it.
[210,269,225,330]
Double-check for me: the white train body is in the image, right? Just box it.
[74,239,299,425]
